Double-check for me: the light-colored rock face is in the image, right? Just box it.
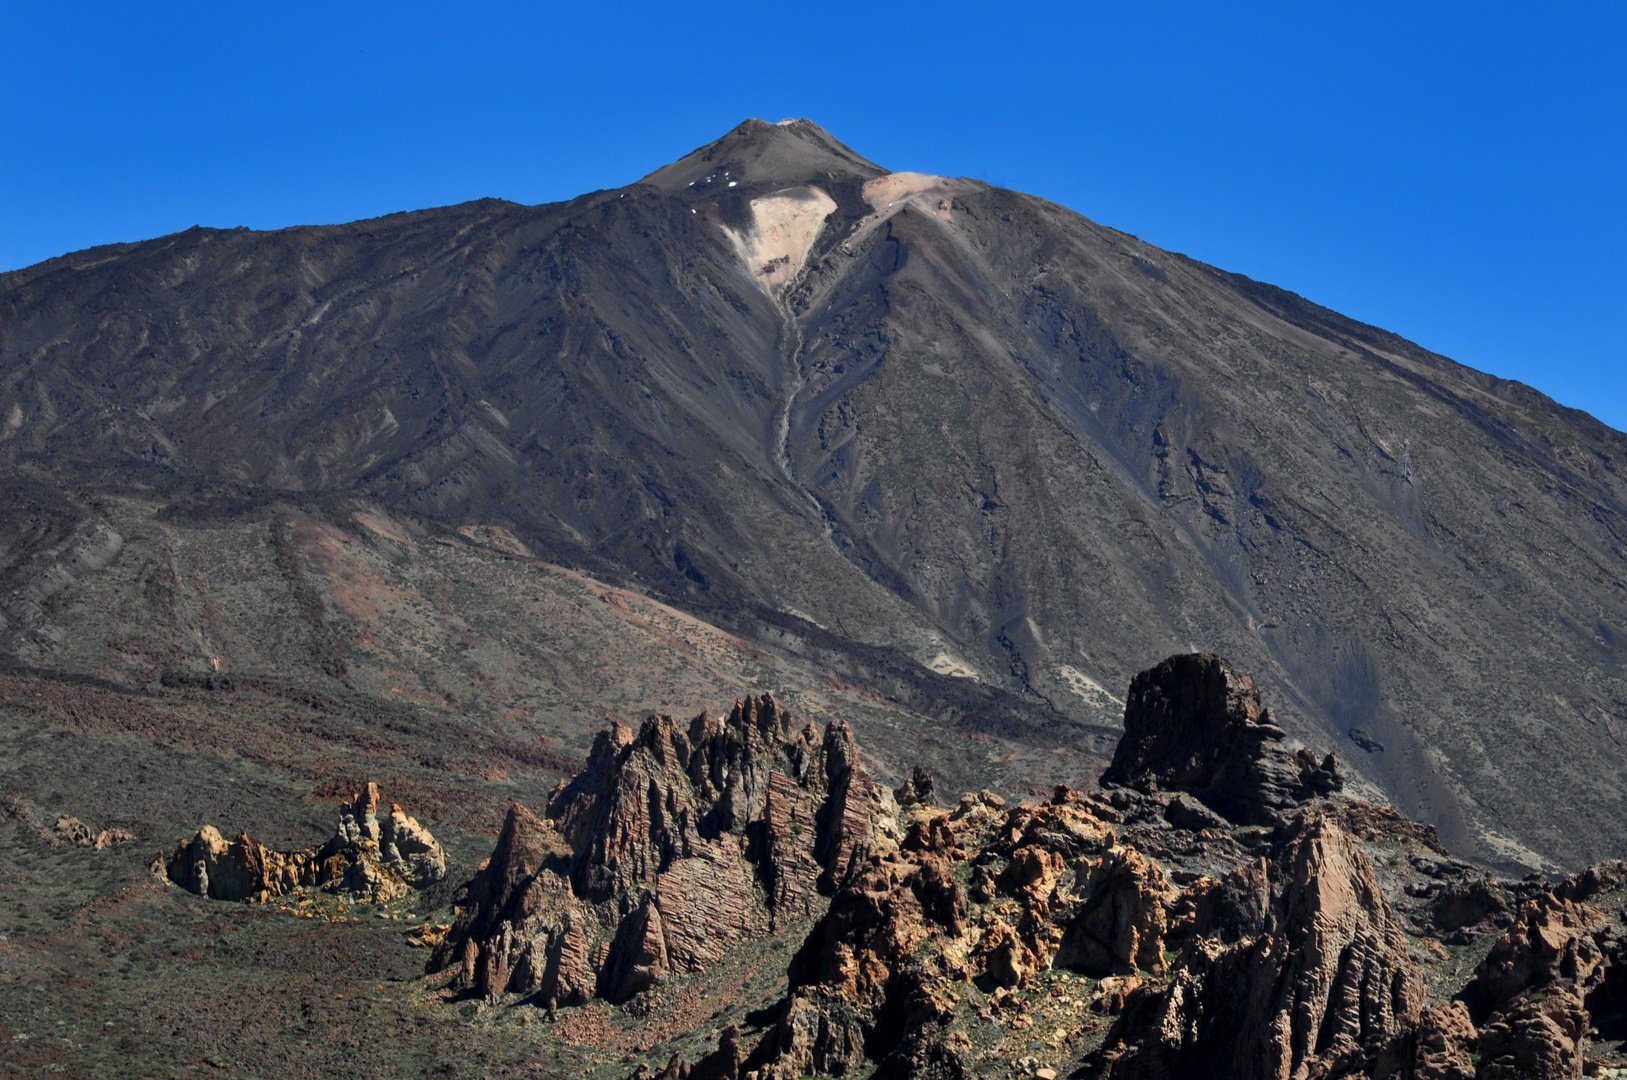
[861,172,961,222]
[722,187,837,296]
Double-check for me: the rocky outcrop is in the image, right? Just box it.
[764,826,972,1079]
[1,795,132,849]
[429,694,898,1005]
[1374,864,1627,1077]
[711,790,1136,1080]
[1374,1001,1479,1080]
[1098,810,1423,1079]
[1372,894,1613,1079]
[1102,653,1342,825]
[164,825,272,902]
[162,783,445,903]
[1473,989,1590,1080]
[1054,847,1174,977]
[1472,899,1608,1013]
[53,815,134,849]
[328,782,446,890]
[603,656,1627,1080]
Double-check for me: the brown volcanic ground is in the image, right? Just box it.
[0,501,1101,1077]
[2,117,1627,876]
[2,497,1102,840]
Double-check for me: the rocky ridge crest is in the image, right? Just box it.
[428,693,899,1005]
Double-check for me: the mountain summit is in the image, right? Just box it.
[638,117,886,192]
[2,120,1626,870]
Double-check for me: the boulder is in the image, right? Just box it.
[1164,795,1228,833]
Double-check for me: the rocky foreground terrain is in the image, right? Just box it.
[5,653,1615,1077]
[414,653,1627,1080]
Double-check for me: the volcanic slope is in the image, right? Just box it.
[4,119,1627,868]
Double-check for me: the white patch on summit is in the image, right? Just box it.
[721,186,838,297]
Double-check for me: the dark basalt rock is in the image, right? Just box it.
[1102,653,1342,825]
[1164,794,1229,833]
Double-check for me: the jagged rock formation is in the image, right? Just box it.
[1103,653,1343,825]
[1099,810,1425,1078]
[162,782,445,902]
[428,694,898,1005]
[628,658,1627,1080]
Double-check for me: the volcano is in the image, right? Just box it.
[3,118,1627,870]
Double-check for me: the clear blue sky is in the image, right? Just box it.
[4,2,1623,429]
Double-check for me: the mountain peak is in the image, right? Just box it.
[639,118,886,193]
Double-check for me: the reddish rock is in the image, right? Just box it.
[430,695,894,1004]
[979,918,1041,988]
[1374,1002,1478,1080]
[1055,847,1173,977]
[165,825,272,901]
[739,989,868,1080]
[1473,899,1609,1011]
[788,847,968,1005]
[608,658,1627,1080]
[1474,987,1590,1080]
[1102,812,1423,1079]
